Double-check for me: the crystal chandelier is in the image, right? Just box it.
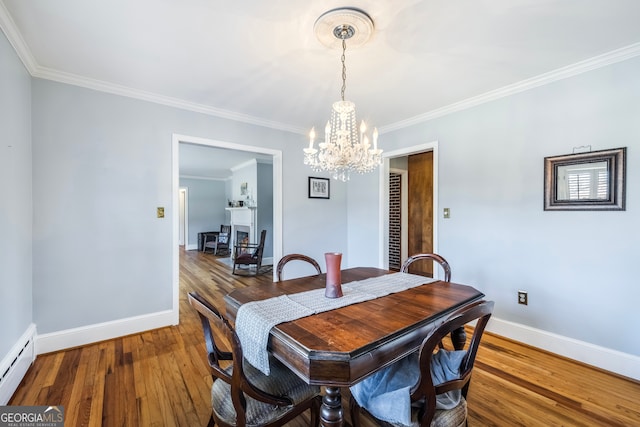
[304,8,383,182]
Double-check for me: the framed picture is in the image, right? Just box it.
[543,147,626,211]
[308,177,330,199]
[240,182,248,196]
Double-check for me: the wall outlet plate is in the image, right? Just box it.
[518,291,528,305]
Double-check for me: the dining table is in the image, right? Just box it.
[224,267,485,427]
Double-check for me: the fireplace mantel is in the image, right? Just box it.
[226,207,257,250]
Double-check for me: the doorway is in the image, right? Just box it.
[406,151,434,276]
[380,141,439,276]
[171,134,283,323]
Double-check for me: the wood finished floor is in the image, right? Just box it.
[9,247,640,426]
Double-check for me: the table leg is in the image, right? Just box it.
[320,386,343,426]
[451,326,467,350]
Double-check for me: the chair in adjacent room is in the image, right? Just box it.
[349,300,494,427]
[276,254,322,282]
[188,292,321,427]
[232,229,267,275]
[203,225,231,255]
[401,253,452,281]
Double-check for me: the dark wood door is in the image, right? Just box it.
[408,151,434,276]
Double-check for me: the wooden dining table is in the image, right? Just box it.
[224,267,485,427]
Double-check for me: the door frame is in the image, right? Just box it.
[378,141,439,276]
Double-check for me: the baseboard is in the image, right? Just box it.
[0,324,36,405]
[36,309,177,355]
[186,243,198,251]
[488,316,640,381]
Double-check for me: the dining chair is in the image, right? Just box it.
[276,254,322,282]
[203,225,231,255]
[188,291,322,427]
[401,253,452,282]
[349,299,494,427]
[232,229,267,275]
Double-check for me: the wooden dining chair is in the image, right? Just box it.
[401,253,452,281]
[188,292,322,427]
[350,299,494,427]
[276,254,322,282]
[203,225,231,255]
[232,229,267,275]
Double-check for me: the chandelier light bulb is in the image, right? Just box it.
[373,127,379,151]
[309,127,316,149]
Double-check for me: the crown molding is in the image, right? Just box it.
[381,42,640,134]
[31,65,306,134]
[179,174,229,181]
[0,1,37,73]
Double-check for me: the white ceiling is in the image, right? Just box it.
[2,0,640,176]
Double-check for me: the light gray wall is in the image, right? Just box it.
[377,56,640,356]
[30,78,349,334]
[347,171,383,268]
[231,160,257,202]
[179,178,226,245]
[0,31,32,359]
[390,156,408,170]
[257,162,273,259]
[280,171,348,277]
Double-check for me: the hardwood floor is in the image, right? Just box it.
[10,247,640,426]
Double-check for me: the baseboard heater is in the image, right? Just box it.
[0,325,36,405]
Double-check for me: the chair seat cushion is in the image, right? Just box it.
[234,253,258,264]
[351,350,466,426]
[211,356,320,426]
[430,399,467,427]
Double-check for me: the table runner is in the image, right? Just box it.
[236,272,435,374]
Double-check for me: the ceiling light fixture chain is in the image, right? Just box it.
[304,8,382,182]
[340,28,348,102]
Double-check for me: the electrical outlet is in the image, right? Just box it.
[157,207,165,218]
[443,208,450,219]
[518,291,528,305]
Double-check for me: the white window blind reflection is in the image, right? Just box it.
[565,165,608,200]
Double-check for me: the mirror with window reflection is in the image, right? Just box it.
[544,148,626,211]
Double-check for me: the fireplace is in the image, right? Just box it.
[236,229,250,255]
[236,230,249,245]
[226,207,257,252]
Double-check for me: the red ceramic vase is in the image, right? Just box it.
[324,252,343,298]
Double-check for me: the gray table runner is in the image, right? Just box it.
[236,272,435,374]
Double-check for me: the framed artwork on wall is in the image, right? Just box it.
[543,147,626,211]
[308,177,330,199]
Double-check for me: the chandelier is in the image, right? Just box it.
[304,8,383,182]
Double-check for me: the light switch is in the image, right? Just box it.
[443,208,450,219]
[157,207,165,218]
